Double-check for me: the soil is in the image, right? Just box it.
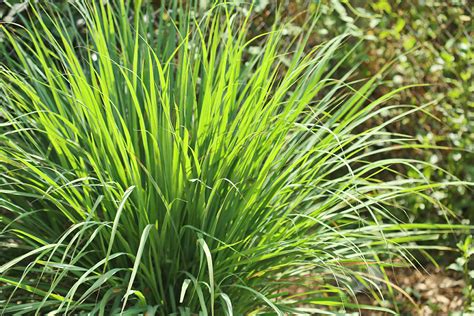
[357,266,466,315]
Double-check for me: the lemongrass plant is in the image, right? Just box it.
[0,1,466,315]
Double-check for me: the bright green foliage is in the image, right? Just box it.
[448,235,474,312]
[0,1,468,314]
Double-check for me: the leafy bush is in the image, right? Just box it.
[0,1,467,314]
[296,0,474,223]
[360,0,473,225]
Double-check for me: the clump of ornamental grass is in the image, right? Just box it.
[0,1,467,315]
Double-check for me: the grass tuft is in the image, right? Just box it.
[0,1,469,314]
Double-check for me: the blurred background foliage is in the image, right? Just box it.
[254,0,474,238]
[1,0,472,249]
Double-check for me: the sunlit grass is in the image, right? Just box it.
[0,1,469,314]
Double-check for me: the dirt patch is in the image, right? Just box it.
[357,266,466,315]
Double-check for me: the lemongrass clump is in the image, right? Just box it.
[0,1,465,315]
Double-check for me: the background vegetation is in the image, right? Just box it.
[250,0,473,223]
